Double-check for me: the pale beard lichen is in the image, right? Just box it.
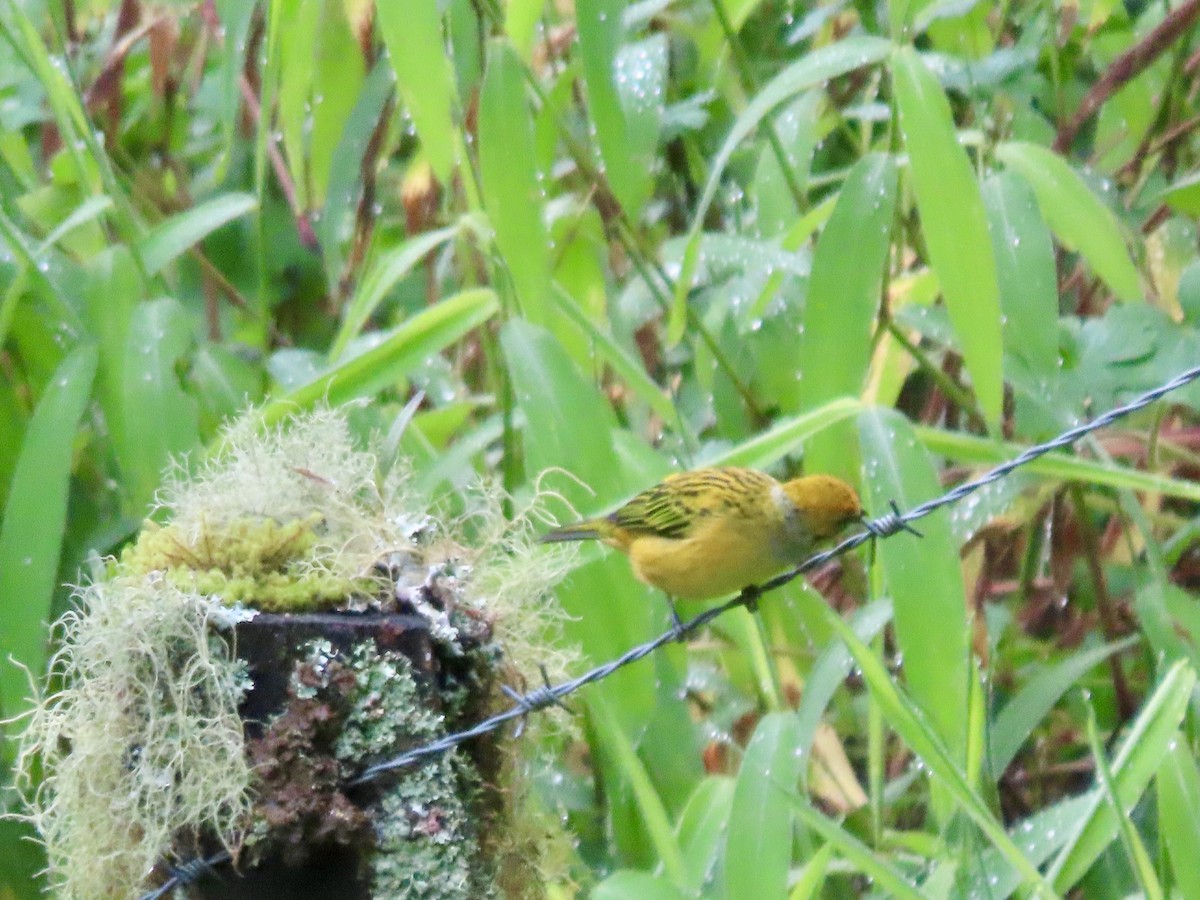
[14,407,581,898]
[13,579,253,900]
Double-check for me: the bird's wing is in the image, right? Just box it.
[611,469,764,539]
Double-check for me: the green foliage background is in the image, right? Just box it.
[3,0,1200,896]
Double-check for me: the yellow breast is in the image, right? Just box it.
[624,514,799,600]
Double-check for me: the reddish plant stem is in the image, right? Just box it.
[1054,0,1200,153]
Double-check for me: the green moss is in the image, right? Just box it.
[120,514,362,611]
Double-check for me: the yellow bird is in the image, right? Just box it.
[540,467,863,603]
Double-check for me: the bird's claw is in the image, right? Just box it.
[741,585,761,614]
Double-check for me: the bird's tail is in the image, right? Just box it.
[539,519,611,543]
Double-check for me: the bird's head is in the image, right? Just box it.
[781,475,863,540]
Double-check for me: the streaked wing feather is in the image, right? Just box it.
[611,469,767,539]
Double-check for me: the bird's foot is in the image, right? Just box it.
[665,599,687,642]
[741,584,761,613]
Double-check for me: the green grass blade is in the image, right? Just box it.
[995,141,1141,302]
[795,599,893,788]
[713,398,860,469]
[982,172,1060,376]
[1047,660,1195,892]
[860,407,970,765]
[592,870,686,900]
[137,193,258,277]
[589,692,687,886]
[817,602,1056,897]
[915,425,1200,502]
[552,285,676,423]
[262,289,498,425]
[332,224,460,361]
[791,804,924,900]
[989,637,1140,773]
[1157,740,1200,899]
[723,713,806,899]
[34,195,113,256]
[479,40,550,323]
[1084,704,1164,900]
[893,46,1002,428]
[0,344,98,724]
[798,152,898,482]
[693,36,891,231]
[376,0,458,182]
[675,776,734,894]
[576,0,650,218]
[120,298,201,509]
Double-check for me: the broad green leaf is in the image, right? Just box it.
[137,193,258,276]
[799,153,898,482]
[1157,740,1200,900]
[789,843,834,900]
[0,210,83,334]
[376,0,458,182]
[982,171,1060,376]
[501,317,624,500]
[82,247,139,439]
[577,0,650,218]
[0,818,44,900]
[504,0,543,60]
[332,225,460,360]
[724,713,805,900]
[0,345,98,723]
[262,289,498,424]
[479,41,550,324]
[614,35,667,209]
[500,320,687,860]
[996,142,1141,301]
[121,299,201,508]
[1048,660,1195,892]
[693,36,891,230]
[959,795,1091,896]
[860,408,970,765]
[893,46,1003,428]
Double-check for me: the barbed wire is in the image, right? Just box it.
[141,362,1200,897]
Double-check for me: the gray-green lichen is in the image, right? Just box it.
[337,645,495,900]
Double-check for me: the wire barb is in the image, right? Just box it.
[501,665,569,737]
[864,500,923,539]
[139,362,1200,900]
[141,850,231,900]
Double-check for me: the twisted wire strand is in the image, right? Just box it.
[140,362,1200,899]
